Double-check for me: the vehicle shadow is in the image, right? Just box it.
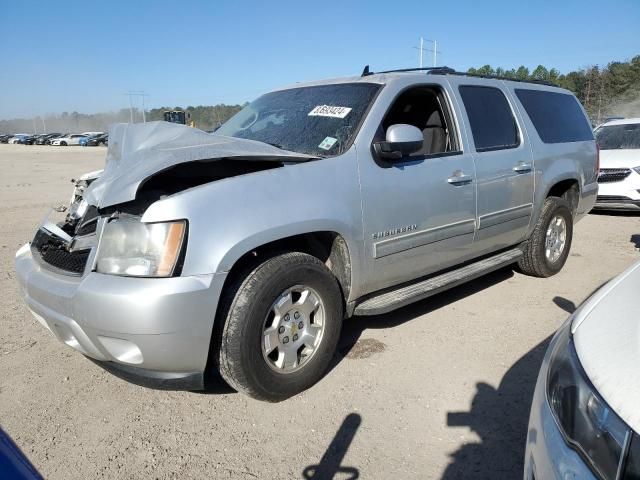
[631,234,640,249]
[441,335,552,479]
[333,267,515,367]
[302,413,361,479]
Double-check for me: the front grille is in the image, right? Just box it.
[32,229,90,275]
[40,248,89,274]
[597,168,632,183]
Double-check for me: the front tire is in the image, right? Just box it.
[214,252,343,401]
[60,141,67,146]
[518,196,573,277]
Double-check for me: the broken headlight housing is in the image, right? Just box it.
[95,218,186,277]
[546,322,630,480]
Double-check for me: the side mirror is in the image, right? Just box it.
[373,124,423,161]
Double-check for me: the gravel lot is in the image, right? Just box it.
[1,144,638,479]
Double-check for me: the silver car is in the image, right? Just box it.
[15,68,598,401]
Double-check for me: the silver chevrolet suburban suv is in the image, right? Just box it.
[15,67,598,401]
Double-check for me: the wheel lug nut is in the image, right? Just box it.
[298,321,304,329]
[283,336,289,344]
[284,314,290,321]
[278,326,285,334]
[294,311,300,319]
[293,334,299,341]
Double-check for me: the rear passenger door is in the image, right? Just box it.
[449,78,534,253]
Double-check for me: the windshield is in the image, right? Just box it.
[595,123,640,150]
[215,83,381,157]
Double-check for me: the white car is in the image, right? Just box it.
[50,134,88,146]
[8,134,29,144]
[524,260,640,479]
[594,117,640,211]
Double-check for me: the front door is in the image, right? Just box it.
[357,84,478,295]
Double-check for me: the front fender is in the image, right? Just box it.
[140,151,364,283]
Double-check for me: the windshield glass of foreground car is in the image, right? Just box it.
[596,123,640,150]
[215,83,381,157]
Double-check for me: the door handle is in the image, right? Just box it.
[513,162,532,173]
[447,171,473,186]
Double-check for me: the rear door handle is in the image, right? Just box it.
[447,171,473,186]
[513,162,532,173]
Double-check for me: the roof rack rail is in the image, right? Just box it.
[360,65,558,87]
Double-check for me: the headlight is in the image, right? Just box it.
[95,218,186,277]
[547,323,630,479]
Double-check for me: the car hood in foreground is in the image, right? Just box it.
[83,121,315,208]
[599,149,640,169]
[572,260,640,433]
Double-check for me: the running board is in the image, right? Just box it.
[353,248,523,316]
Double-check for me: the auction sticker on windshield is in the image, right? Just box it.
[308,105,352,118]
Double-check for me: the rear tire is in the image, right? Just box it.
[214,252,343,402]
[518,196,573,277]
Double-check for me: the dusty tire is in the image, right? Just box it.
[60,141,67,146]
[214,252,343,402]
[518,196,573,278]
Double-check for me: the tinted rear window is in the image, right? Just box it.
[515,89,594,143]
[458,86,519,152]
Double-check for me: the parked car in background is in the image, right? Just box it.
[19,135,42,145]
[15,68,598,401]
[8,134,29,144]
[593,117,640,211]
[0,134,12,143]
[524,260,640,480]
[80,133,106,146]
[50,134,87,146]
[86,133,108,146]
[35,133,63,145]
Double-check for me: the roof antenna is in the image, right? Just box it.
[361,65,371,77]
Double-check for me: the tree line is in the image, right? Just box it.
[0,104,245,135]
[467,55,640,123]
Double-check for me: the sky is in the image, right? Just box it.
[1,0,638,119]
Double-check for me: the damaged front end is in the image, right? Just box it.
[30,121,312,278]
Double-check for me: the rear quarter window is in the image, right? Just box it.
[514,89,594,144]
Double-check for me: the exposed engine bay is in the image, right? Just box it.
[33,121,312,276]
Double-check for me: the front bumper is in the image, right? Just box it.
[524,330,597,480]
[594,170,640,211]
[15,243,227,390]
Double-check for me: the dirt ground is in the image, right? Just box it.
[0,143,638,479]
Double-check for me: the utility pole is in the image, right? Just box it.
[413,37,441,68]
[125,91,150,123]
[41,116,46,134]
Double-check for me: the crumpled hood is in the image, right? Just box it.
[84,121,312,208]
[572,260,640,433]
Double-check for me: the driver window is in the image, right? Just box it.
[378,87,458,156]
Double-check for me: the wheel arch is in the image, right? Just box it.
[545,177,580,214]
[220,230,354,309]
